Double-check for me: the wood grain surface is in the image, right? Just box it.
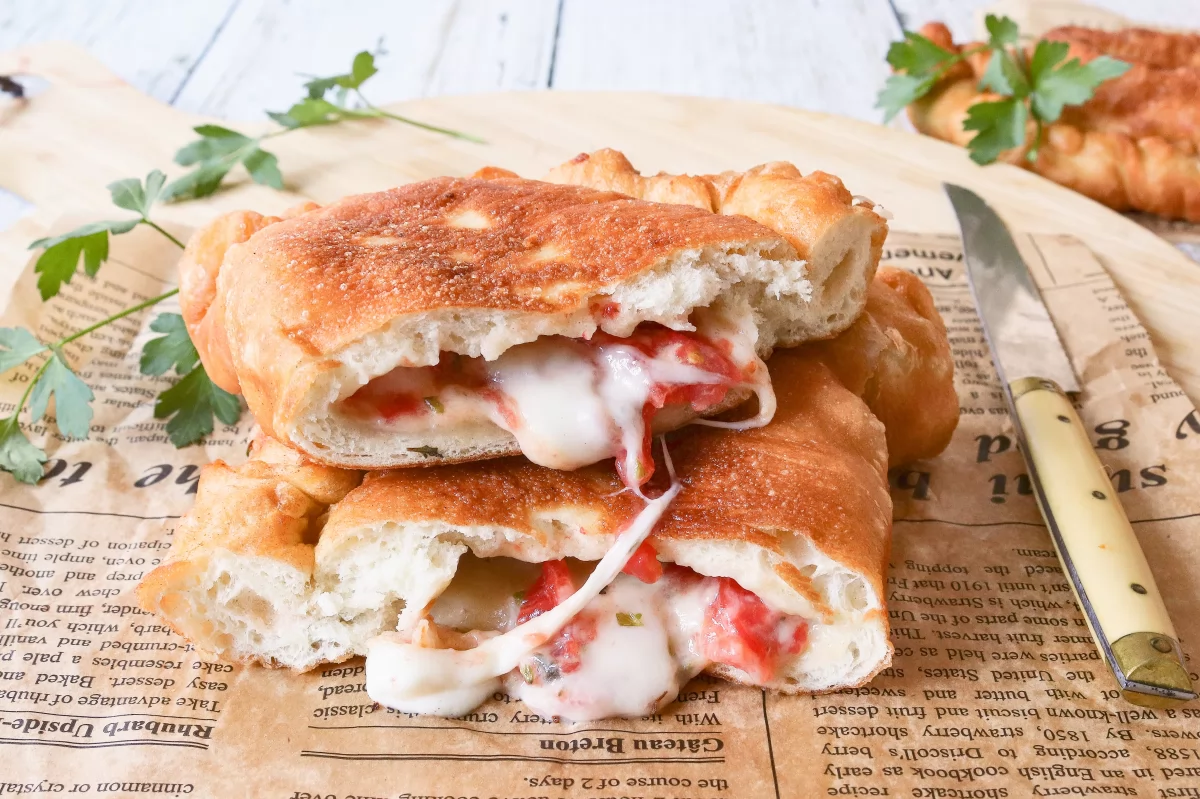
[1,42,1197,408]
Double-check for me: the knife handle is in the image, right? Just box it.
[1011,377,1194,707]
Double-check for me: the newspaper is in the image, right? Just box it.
[1,226,1198,798]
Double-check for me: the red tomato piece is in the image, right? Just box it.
[551,615,597,674]
[700,578,785,683]
[372,394,425,421]
[605,324,744,488]
[516,561,595,677]
[517,560,576,624]
[622,541,664,583]
[785,619,809,655]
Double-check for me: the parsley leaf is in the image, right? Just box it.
[303,50,379,99]
[174,125,253,166]
[963,98,1028,164]
[269,97,374,130]
[162,159,239,202]
[0,415,47,484]
[28,350,94,439]
[877,73,936,122]
[885,30,954,75]
[140,313,198,376]
[978,49,1030,98]
[241,148,285,190]
[1031,52,1130,123]
[108,170,167,217]
[164,125,282,201]
[616,612,644,627]
[983,14,1020,48]
[878,15,1129,166]
[0,328,46,374]
[153,364,242,447]
[28,219,138,300]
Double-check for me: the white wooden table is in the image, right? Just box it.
[0,0,1195,228]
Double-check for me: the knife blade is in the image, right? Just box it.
[945,183,1194,708]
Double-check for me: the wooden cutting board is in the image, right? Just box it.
[2,41,1198,401]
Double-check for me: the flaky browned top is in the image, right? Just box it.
[1047,26,1200,71]
[221,177,788,358]
[543,148,888,266]
[177,202,322,395]
[324,349,891,606]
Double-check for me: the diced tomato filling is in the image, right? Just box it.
[517,561,595,675]
[700,578,807,683]
[343,354,486,422]
[621,541,663,584]
[516,560,809,685]
[516,560,575,624]
[342,323,749,490]
[598,325,744,487]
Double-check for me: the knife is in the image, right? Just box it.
[944,183,1194,708]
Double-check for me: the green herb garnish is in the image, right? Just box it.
[165,50,481,202]
[408,445,442,458]
[876,14,1129,164]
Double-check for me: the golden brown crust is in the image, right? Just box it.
[178,211,281,394]
[544,149,888,313]
[1049,30,1200,146]
[140,266,957,672]
[1048,26,1200,72]
[806,267,958,466]
[178,203,321,394]
[906,23,1200,222]
[136,433,362,619]
[219,177,791,440]
[322,350,891,613]
[228,177,783,356]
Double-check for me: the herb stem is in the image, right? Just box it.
[354,90,485,143]
[57,288,179,348]
[931,44,990,86]
[1027,115,1044,163]
[140,219,186,250]
[12,357,51,422]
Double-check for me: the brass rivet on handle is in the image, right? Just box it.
[1092,490,1107,499]
[1132,583,1148,595]
[1151,637,1173,654]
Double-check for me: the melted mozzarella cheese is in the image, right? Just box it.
[481,340,619,470]
[485,339,728,481]
[364,479,682,717]
[511,573,718,721]
[352,303,774,485]
[690,301,776,431]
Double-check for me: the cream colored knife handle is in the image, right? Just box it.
[1011,377,1194,707]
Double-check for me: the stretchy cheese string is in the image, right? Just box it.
[366,441,681,717]
[692,351,777,431]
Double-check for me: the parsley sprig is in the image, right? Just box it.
[4,182,242,482]
[877,14,1130,164]
[164,50,482,202]
[28,171,182,300]
[2,46,484,484]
